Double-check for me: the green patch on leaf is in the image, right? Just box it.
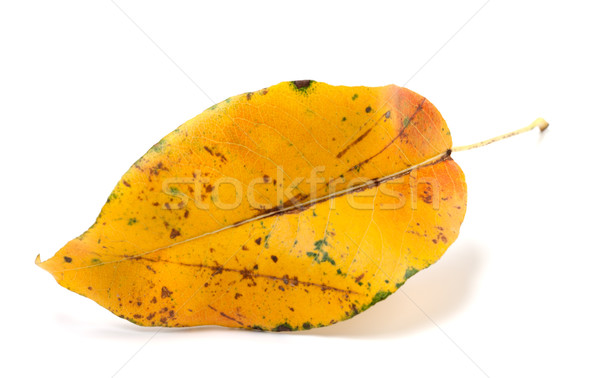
[128,218,137,225]
[404,267,419,280]
[151,139,166,153]
[314,238,328,252]
[362,290,393,312]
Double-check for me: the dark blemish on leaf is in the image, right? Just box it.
[205,184,214,193]
[152,202,159,206]
[432,239,438,244]
[87,286,92,291]
[204,146,214,155]
[246,92,253,100]
[255,237,262,245]
[211,263,224,276]
[365,106,372,113]
[184,209,189,218]
[352,93,358,101]
[219,311,244,326]
[160,317,167,323]
[170,228,181,239]
[354,273,365,284]
[342,117,347,122]
[240,267,254,282]
[278,285,285,291]
[271,255,278,263]
[302,322,312,330]
[137,301,142,306]
[253,264,258,270]
[169,310,175,318]
[242,245,249,251]
[151,297,157,304]
[164,202,171,210]
[282,274,289,285]
[385,110,391,118]
[291,80,312,90]
[122,180,131,187]
[64,256,72,263]
[128,218,137,225]
[133,314,142,319]
[263,175,270,183]
[289,307,294,312]
[273,323,293,332]
[161,286,173,298]
[235,293,242,299]
[147,312,156,320]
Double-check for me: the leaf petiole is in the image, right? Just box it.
[452,118,549,153]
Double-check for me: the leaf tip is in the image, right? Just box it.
[534,117,549,132]
[35,254,51,273]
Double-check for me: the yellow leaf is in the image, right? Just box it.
[37,80,467,331]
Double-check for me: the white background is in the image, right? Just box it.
[1,1,599,377]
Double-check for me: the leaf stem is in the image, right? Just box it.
[452,118,549,153]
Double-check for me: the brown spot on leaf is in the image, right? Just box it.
[161,286,173,298]
[146,312,156,320]
[271,255,278,263]
[170,228,181,239]
[255,237,262,245]
[64,256,72,263]
[122,180,131,187]
[292,80,311,89]
[365,106,372,113]
[355,273,365,284]
[274,324,293,332]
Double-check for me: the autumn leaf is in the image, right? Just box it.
[36,80,545,331]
